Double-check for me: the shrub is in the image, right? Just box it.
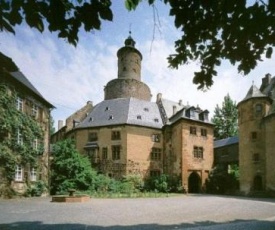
[50,139,97,195]
[26,180,47,197]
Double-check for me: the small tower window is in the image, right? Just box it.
[251,131,257,141]
[255,104,263,116]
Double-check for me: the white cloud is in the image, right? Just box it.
[1,1,275,129]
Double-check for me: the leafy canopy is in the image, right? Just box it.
[211,94,238,140]
[1,0,275,89]
[50,139,96,195]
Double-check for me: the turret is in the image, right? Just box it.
[237,84,272,194]
[104,34,151,101]
[117,35,142,81]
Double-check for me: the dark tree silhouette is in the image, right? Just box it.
[1,0,275,88]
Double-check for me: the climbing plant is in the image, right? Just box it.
[0,83,44,183]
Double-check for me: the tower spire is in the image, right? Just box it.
[124,30,136,47]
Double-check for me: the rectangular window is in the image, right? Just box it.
[111,131,121,140]
[31,104,38,118]
[150,170,161,177]
[190,126,197,135]
[88,132,98,141]
[15,165,23,181]
[255,104,263,116]
[151,147,162,161]
[251,132,257,141]
[102,147,108,160]
[193,146,203,159]
[87,148,98,163]
[30,168,37,182]
[152,134,160,142]
[112,145,120,160]
[17,129,23,145]
[201,128,207,137]
[16,96,23,111]
[33,138,38,150]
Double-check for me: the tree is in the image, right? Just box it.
[1,0,275,89]
[212,94,238,140]
[50,139,96,195]
[206,164,239,194]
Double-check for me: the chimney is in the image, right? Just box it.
[260,73,272,91]
[58,120,63,130]
[157,93,162,102]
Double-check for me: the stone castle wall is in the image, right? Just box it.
[104,79,151,101]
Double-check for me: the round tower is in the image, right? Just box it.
[117,35,142,81]
[104,35,151,101]
[237,84,272,194]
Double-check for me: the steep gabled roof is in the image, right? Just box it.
[0,52,54,108]
[0,52,18,72]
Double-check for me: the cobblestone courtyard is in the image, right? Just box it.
[0,194,275,230]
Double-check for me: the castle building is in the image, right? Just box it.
[0,52,54,195]
[52,35,213,192]
[238,74,275,194]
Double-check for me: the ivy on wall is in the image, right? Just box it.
[0,83,44,182]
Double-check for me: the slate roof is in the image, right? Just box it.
[214,136,239,148]
[77,97,163,129]
[241,85,268,102]
[160,98,186,119]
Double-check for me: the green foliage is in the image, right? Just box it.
[1,0,274,88]
[0,0,113,46]
[206,164,239,194]
[50,139,97,195]
[92,174,144,194]
[212,94,238,140]
[166,0,275,89]
[145,174,182,193]
[0,83,44,182]
[0,183,16,199]
[25,180,47,197]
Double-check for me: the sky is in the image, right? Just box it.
[0,1,274,130]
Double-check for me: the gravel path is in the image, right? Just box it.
[0,194,275,229]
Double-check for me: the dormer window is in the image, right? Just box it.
[109,115,113,120]
[190,109,195,118]
[154,118,159,123]
[144,108,149,112]
[137,115,142,120]
[105,107,110,111]
[199,110,209,121]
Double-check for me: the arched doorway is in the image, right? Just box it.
[188,172,201,193]
[253,175,263,191]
